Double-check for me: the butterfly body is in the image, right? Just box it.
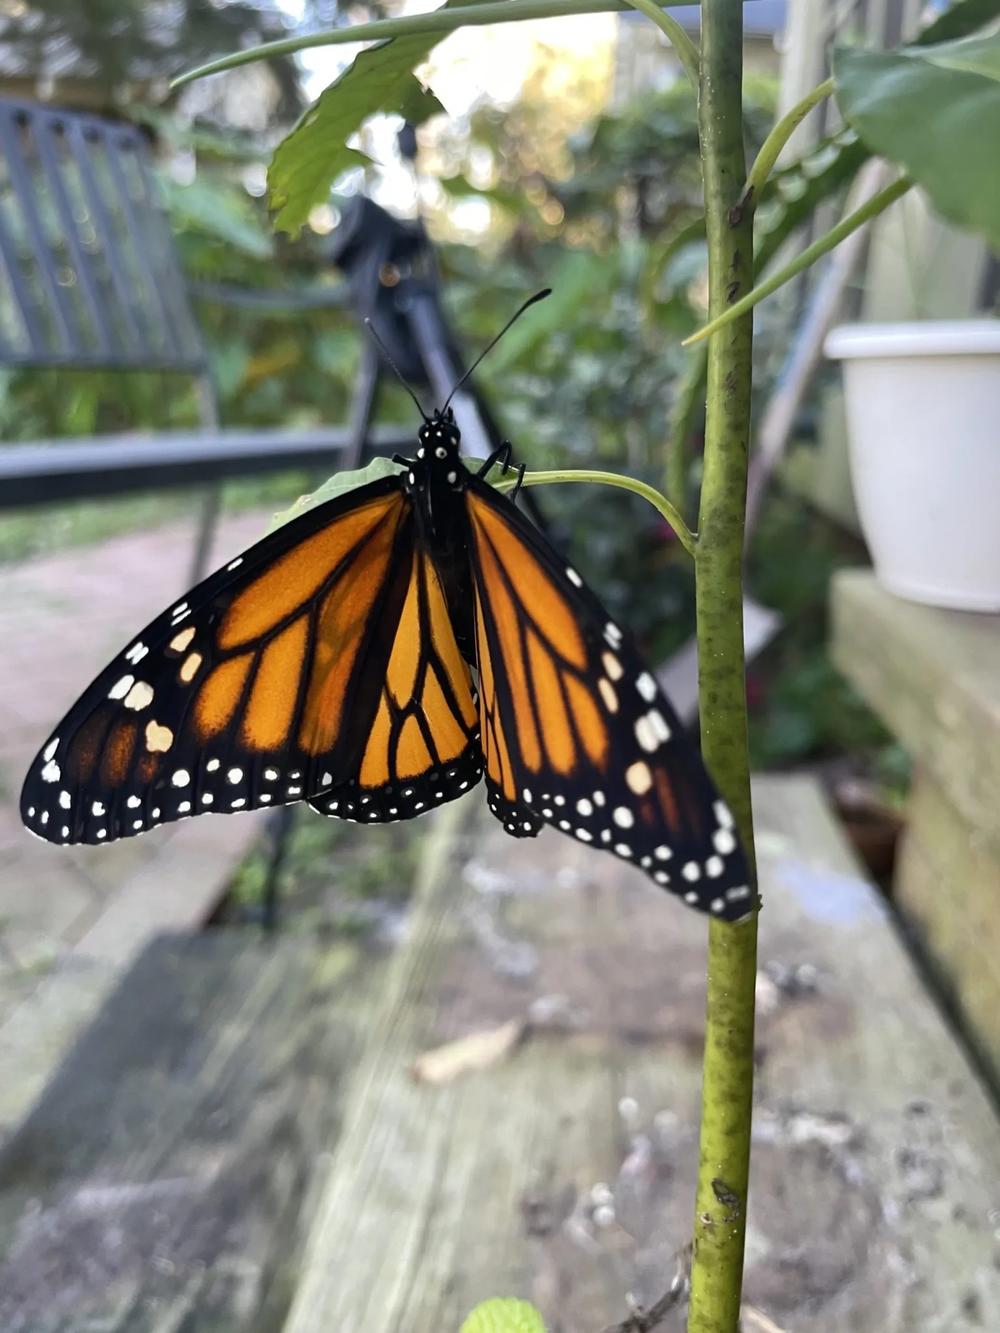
[400,411,479,653]
[21,408,753,921]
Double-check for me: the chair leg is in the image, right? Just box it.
[262,805,295,931]
[188,483,222,585]
[345,341,381,469]
[189,373,224,584]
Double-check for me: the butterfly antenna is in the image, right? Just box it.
[443,288,552,412]
[363,317,430,422]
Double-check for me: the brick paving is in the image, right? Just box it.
[0,509,273,1029]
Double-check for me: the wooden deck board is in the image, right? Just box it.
[831,567,1000,845]
[286,776,1000,1333]
[0,931,390,1333]
[0,510,273,1061]
[832,568,1000,1082]
[0,813,261,1141]
[0,778,997,1332]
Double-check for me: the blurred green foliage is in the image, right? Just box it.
[0,177,360,442]
[745,494,896,772]
[223,805,420,934]
[0,73,895,782]
[0,0,300,101]
[431,77,896,779]
[437,80,790,508]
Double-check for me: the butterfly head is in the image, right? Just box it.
[416,407,461,463]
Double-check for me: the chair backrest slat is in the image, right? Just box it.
[132,146,205,357]
[65,116,147,355]
[102,127,178,357]
[0,97,208,374]
[0,183,45,354]
[32,110,113,361]
[0,105,78,356]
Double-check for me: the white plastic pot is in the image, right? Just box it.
[825,320,1000,612]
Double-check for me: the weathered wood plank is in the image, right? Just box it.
[831,567,1000,1085]
[0,954,117,1142]
[0,931,389,1333]
[0,814,261,1139]
[895,769,1000,1079]
[831,568,1000,846]
[70,814,262,964]
[0,506,273,1104]
[287,777,1000,1333]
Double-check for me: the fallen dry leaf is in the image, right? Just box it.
[741,1306,789,1333]
[412,1018,525,1084]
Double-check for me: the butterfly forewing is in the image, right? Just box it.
[465,477,753,921]
[20,477,411,845]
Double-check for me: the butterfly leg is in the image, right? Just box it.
[476,442,513,478]
[508,461,527,503]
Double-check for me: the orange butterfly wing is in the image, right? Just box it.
[21,477,413,844]
[465,478,752,921]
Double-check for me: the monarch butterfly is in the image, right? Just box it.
[20,304,752,922]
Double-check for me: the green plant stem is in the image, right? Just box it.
[688,0,758,1329]
[683,174,913,346]
[622,0,700,90]
[172,0,707,87]
[740,77,834,209]
[494,468,697,558]
[664,344,707,520]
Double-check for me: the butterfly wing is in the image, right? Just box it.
[465,476,753,920]
[21,476,413,845]
[307,538,482,823]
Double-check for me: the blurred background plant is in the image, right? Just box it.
[0,0,905,864]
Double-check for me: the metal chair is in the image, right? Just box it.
[0,98,416,926]
[0,95,411,579]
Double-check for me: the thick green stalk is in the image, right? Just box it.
[687,0,758,1330]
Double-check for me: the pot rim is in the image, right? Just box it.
[825,319,1000,361]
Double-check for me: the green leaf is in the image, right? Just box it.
[268,42,446,235]
[439,173,529,217]
[267,456,406,532]
[484,250,613,373]
[460,1298,547,1333]
[911,24,1000,80]
[912,0,1000,45]
[160,177,273,259]
[833,38,1000,248]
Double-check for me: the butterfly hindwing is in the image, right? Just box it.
[20,475,412,845]
[307,539,483,823]
[465,476,752,921]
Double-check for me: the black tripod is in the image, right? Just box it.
[328,195,510,467]
[259,195,543,928]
